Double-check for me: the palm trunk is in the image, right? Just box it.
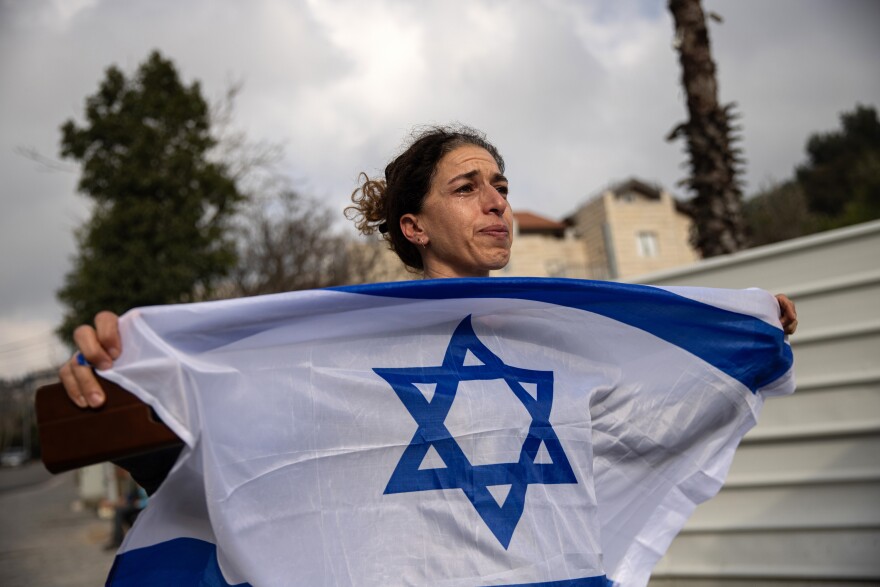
[667,0,747,257]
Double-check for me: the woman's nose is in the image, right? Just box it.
[482,185,508,216]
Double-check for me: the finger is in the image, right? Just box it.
[783,301,797,322]
[70,354,106,408]
[775,295,797,325]
[94,311,122,360]
[785,318,798,336]
[73,324,113,371]
[59,361,89,409]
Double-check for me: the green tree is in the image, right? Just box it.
[796,104,880,226]
[743,180,819,247]
[57,51,245,341]
[742,104,880,247]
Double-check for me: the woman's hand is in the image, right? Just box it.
[775,294,798,335]
[57,311,121,408]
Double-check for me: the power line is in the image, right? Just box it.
[0,330,60,352]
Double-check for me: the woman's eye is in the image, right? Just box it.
[496,185,509,197]
[456,184,475,194]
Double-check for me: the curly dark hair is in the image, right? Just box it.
[345,124,505,271]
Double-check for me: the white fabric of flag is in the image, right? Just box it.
[99,278,794,587]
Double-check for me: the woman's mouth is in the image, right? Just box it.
[479,224,510,239]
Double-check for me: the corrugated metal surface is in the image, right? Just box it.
[631,220,880,586]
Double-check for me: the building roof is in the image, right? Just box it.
[609,177,663,199]
[514,211,567,235]
[607,177,693,217]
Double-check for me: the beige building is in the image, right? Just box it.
[493,211,589,279]
[568,178,699,280]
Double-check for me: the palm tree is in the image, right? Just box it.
[667,0,746,257]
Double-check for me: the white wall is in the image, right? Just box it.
[631,220,880,586]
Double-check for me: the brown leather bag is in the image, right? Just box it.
[35,376,182,474]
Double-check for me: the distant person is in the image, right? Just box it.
[105,471,147,550]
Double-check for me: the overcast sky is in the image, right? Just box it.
[1,0,878,379]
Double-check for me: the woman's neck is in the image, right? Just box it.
[422,263,490,280]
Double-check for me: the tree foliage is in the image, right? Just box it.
[745,104,880,246]
[743,181,819,247]
[224,190,384,297]
[667,0,747,258]
[57,51,245,341]
[796,104,880,225]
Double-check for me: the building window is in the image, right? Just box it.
[636,231,659,257]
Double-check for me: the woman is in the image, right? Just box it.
[58,123,798,465]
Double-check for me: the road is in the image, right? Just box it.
[0,462,116,586]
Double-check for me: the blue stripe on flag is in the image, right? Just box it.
[106,538,251,587]
[489,576,613,586]
[335,278,792,393]
[107,538,609,587]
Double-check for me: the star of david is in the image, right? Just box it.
[374,315,577,549]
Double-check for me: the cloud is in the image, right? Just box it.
[0,0,877,378]
[0,319,69,378]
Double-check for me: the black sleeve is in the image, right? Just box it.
[113,444,184,495]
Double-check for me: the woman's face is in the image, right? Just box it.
[401,145,513,278]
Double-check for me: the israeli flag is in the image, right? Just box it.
[99,278,794,587]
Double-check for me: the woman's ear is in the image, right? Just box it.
[400,213,428,246]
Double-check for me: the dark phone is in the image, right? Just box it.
[35,376,182,473]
